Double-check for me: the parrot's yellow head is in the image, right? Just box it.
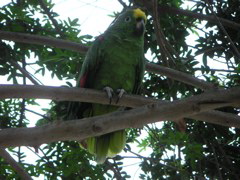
[133,8,147,24]
[106,7,147,38]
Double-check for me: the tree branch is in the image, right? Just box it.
[0,84,164,107]
[0,30,218,90]
[152,0,176,67]
[0,30,88,53]
[38,0,65,38]
[205,0,240,59]
[126,149,179,170]
[163,6,240,30]
[145,63,216,90]
[25,108,50,119]
[208,143,223,180]
[134,0,240,30]
[9,60,41,85]
[117,0,127,8]
[0,84,239,128]
[0,85,240,147]
[104,160,123,180]
[0,148,32,180]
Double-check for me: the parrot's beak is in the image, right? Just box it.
[135,18,145,36]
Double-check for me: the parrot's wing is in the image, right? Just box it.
[67,36,104,120]
[132,54,145,94]
[78,36,104,88]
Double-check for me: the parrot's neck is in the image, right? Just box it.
[104,30,144,48]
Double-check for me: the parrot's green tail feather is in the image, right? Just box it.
[95,135,110,164]
[108,130,126,155]
[86,137,96,155]
[82,131,126,164]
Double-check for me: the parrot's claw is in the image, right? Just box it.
[116,89,126,104]
[103,86,114,104]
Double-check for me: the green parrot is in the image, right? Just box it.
[73,8,146,164]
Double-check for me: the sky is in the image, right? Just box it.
[54,0,123,36]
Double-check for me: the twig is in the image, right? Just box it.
[38,0,64,38]
[26,147,42,159]
[188,45,227,60]
[209,143,223,180]
[9,60,41,85]
[117,0,127,8]
[126,148,179,170]
[105,160,123,180]
[216,142,240,179]
[194,47,225,56]
[17,98,25,163]
[209,128,240,179]
[144,124,162,144]
[205,0,240,59]
[194,68,235,73]
[25,108,51,120]
[0,148,32,180]
[17,59,27,163]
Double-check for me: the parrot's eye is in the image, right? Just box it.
[125,16,131,22]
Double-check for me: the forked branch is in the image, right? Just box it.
[0,84,239,128]
[0,85,240,148]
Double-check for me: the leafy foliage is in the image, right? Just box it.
[0,0,240,179]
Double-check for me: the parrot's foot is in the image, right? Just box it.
[116,89,126,104]
[103,86,114,104]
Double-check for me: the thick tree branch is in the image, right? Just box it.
[0,86,240,147]
[0,84,240,129]
[0,30,218,90]
[1,84,238,128]
[0,84,163,107]
[0,148,32,180]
